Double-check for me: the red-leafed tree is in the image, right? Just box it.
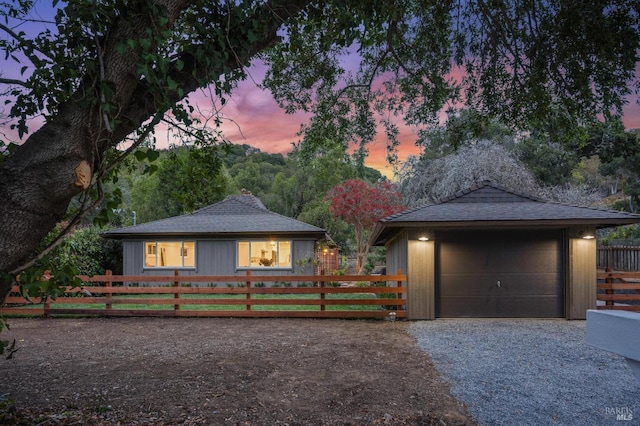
[327,179,406,274]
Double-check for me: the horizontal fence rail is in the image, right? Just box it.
[596,270,640,312]
[1,270,407,319]
[597,246,640,271]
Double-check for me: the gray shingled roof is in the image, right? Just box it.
[371,181,640,245]
[104,194,325,238]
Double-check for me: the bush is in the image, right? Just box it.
[47,226,123,275]
[600,224,640,246]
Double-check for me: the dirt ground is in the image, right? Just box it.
[0,318,474,425]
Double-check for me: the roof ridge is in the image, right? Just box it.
[380,181,640,224]
[380,181,544,222]
[229,194,267,210]
[192,194,267,216]
[436,180,545,204]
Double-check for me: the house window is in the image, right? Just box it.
[237,240,291,268]
[144,241,195,268]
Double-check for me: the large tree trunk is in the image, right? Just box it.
[0,0,310,302]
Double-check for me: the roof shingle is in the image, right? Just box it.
[104,194,325,238]
[371,181,640,244]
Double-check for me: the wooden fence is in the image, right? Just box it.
[597,270,640,312]
[597,246,640,271]
[1,270,407,319]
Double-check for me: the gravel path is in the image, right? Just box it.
[409,319,639,426]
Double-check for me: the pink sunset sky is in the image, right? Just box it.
[191,63,426,178]
[1,4,639,179]
[195,62,640,178]
[3,58,639,179]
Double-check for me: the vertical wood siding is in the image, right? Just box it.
[385,232,407,282]
[407,239,435,320]
[122,238,317,282]
[568,237,597,319]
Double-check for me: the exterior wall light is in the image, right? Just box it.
[418,236,429,241]
[570,227,596,239]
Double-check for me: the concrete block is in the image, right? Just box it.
[586,309,640,383]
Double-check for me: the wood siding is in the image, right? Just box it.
[385,231,435,320]
[568,238,596,319]
[385,231,408,280]
[122,239,317,281]
[407,239,435,319]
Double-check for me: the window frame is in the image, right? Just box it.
[143,240,196,269]
[236,239,292,270]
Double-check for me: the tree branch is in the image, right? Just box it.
[0,77,28,87]
[0,22,53,65]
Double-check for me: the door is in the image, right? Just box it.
[436,230,564,318]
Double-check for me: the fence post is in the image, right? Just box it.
[605,267,614,308]
[174,270,180,312]
[105,270,113,312]
[320,269,326,312]
[609,247,614,270]
[246,270,252,311]
[43,270,51,318]
[396,268,404,310]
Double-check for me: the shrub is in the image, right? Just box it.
[46,226,123,276]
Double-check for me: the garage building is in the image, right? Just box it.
[370,181,640,319]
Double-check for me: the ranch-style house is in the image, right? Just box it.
[103,193,327,277]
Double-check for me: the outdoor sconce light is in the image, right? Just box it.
[569,227,596,239]
[418,236,429,241]
[581,227,596,239]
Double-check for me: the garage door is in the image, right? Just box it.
[436,230,564,318]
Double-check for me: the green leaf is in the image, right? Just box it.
[134,150,147,161]
[247,30,257,44]
[147,150,160,162]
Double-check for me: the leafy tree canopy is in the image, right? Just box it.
[129,145,230,222]
[0,0,639,302]
[327,179,406,274]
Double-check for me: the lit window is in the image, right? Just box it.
[237,240,291,268]
[144,241,195,268]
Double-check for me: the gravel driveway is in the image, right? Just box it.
[409,319,639,426]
